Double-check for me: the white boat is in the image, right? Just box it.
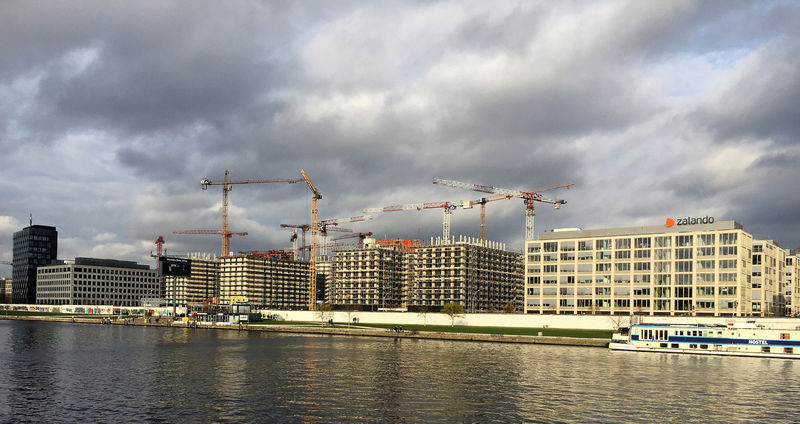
[610,322,800,359]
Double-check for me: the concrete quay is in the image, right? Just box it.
[0,315,609,348]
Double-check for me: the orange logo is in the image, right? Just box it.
[665,218,675,227]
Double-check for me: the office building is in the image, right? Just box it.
[12,225,58,304]
[751,240,785,316]
[785,251,800,316]
[1,278,11,303]
[525,220,753,316]
[35,257,159,306]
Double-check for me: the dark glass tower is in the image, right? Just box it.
[12,225,58,304]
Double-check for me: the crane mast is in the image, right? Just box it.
[300,169,321,310]
[201,170,302,257]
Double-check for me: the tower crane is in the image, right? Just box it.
[300,169,322,310]
[173,230,248,256]
[364,201,460,241]
[332,232,374,249]
[155,236,165,274]
[201,169,303,257]
[317,215,373,261]
[280,223,355,260]
[432,178,573,241]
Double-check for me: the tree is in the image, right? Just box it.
[316,302,334,325]
[503,301,516,314]
[441,302,464,326]
[345,304,360,327]
[417,306,430,326]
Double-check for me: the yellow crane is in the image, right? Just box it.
[201,170,303,257]
[300,169,322,310]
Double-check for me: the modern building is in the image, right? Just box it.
[784,251,800,316]
[219,254,310,309]
[409,237,523,312]
[330,238,409,310]
[162,254,219,309]
[35,257,160,306]
[1,278,12,303]
[751,240,785,317]
[525,220,753,316]
[12,224,58,304]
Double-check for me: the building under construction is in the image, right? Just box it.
[409,237,523,312]
[330,238,411,310]
[219,254,310,310]
[162,254,220,309]
[328,237,523,312]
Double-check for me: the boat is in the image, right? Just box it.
[609,322,800,359]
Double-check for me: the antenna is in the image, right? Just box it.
[29,213,32,226]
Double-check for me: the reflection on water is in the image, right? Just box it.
[1,320,799,423]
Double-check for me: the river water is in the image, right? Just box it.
[1,320,799,423]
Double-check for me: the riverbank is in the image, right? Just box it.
[0,314,610,348]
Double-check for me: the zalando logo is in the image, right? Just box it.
[666,216,715,227]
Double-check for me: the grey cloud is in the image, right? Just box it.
[692,35,800,145]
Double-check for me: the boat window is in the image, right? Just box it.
[785,348,793,354]
[689,344,698,349]
[762,347,771,353]
[660,343,668,348]
[671,344,679,348]
[692,331,698,336]
[700,345,708,349]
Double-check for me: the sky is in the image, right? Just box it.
[1,0,799,276]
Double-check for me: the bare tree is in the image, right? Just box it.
[316,302,334,325]
[417,306,430,326]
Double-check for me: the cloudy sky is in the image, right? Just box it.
[1,0,799,275]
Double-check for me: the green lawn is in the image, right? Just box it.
[250,319,611,339]
[350,323,612,339]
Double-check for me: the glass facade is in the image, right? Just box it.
[12,225,58,304]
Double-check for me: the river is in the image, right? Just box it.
[1,320,798,423]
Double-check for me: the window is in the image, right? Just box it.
[654,249,671,260]
[720,233,738,245]
[698,234,715,246]
[719,259,737,269]
[676,248,693,259]
[634,262,650,271]
[544,242,558,252]
[753,255,762,265]
[634,237,651,248]
[676,261,693,272]
[720,246,737,256]
[615,263,630,272]
[676,235,693,247]
[615,250,631,260]
[698,247,715,257]
[697,260,715,270]
[634,249,651,259]
[615,238,631,250]
[596,239,612,250]
[655,236,672,248]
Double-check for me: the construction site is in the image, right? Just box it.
[152,170,572,313]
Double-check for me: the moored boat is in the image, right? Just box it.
[610,322,800,359]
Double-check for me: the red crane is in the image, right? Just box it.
[432,178,573,241]
[201,169,303,257]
